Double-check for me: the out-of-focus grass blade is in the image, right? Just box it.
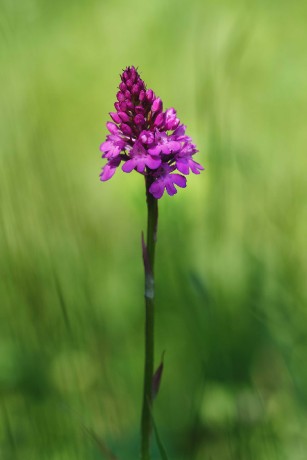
[61,404,118,460]
[150,409,169,460]
[82,425,118,460]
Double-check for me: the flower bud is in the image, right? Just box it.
[126,79,133,89]
[120,123,132,135]
[119,82,126,92]
[109,112,121,123]
[164,108,180,130]
[119,101,127,112]
[134,114,145,126]
[139,90,145,101]
[118,111,130,122]
[132,83,140,95]
[125,100,134,110]
[146,89,154,102]
[166,118,179,130]
[135,105,145,114]
[152,97,162,113]
[106,122,118,134]
[116,91,125,102]
[154,112,165,128]
[130,67,137,82]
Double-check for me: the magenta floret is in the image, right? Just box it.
[99,66,204,198]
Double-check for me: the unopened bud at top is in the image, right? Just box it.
[152,98,162,113]
[146,89,154,102]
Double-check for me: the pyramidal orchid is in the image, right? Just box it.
[99,67,204,460]
[100,66,203,198]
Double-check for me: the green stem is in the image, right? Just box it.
[141,176,158,460]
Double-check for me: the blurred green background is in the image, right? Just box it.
[1,0,307,459]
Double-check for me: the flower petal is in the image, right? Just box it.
[148,145,161,156]
[190,159,204,174]
[173,124,186,137]
[149,181,165,199]
[146,156,161,170]
[171,174,187,188]
[176,159,190,175]
[165,181,177,196]
[163,141,181,153]
[100,141,112,153]
[100,160,119,181]
[122,159,136,173]
[136,159,146,173]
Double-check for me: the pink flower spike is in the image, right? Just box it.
[99,66,203,197]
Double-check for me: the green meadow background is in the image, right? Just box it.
[1,0,307,459]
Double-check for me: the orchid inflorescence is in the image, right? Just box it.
[100,66,203,199]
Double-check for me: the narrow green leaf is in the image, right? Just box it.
[152,351,165,400]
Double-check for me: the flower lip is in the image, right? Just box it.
[100,134,127,159]
[149,164,187,199]
[100,156,122,181]
[148,131,182,156]
[122,141,161,174]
